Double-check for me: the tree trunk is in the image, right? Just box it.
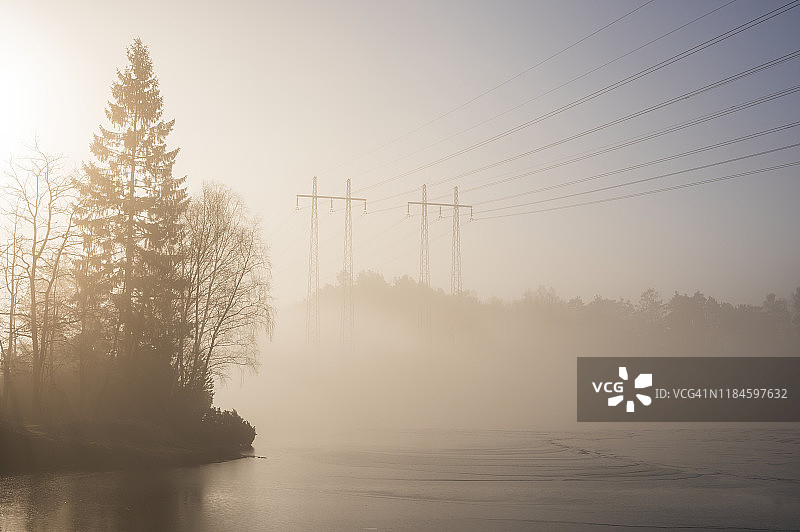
[30,265,41,417]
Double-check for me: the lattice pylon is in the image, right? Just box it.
[420,184,431,342]
[420,184,430,287]
[451,186,462,296]
[306,176,320,347]
[341,178,354,350]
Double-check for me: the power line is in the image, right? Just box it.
[355,211,473,274]
[347,0,737,187]
[279,6,799,305]
[462,87,800,197]
[419,54,800,200]
[314,142,799,290]
[319,218,419,286]
[319,0,656,177]
[357,1,800,194]
[354,216,407,250]
[476,121,800,207]
[290,211,404,285]
[371,82,800,208]
[477,142,800,214]
[476,160,800,220]
[264,206,296,238]
[364,224,452,284]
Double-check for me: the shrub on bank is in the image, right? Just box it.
[196,407,256,450]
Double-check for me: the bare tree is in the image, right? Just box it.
[0,210,25,420]
[177,183,273,393]
[3,143,77,417]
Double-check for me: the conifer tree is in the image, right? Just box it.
[76,38,186,361]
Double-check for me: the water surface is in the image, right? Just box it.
[1,428,798,531]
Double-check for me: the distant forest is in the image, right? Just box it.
[0,39,272,446]
[312,271,800,357]
[257,275,800,431]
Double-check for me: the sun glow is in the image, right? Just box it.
[0,30,47,162]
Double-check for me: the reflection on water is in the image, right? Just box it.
[1,428,799,531]
[0,466,208,531]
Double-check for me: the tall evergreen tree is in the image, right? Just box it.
[76,38,186,361]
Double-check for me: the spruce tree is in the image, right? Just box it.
[76,38,186,363]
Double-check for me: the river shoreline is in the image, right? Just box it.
[0,420,247,475]
[3,428,797,531]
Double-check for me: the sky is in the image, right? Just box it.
[1,0,799,310]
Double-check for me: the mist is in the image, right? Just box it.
[2,2,799,529]
[217,275,800,444]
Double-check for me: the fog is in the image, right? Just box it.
[217,275,800,445]
[2,4,799,527]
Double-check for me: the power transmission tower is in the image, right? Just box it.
[418,184,431,341]
[408,184,472,301]
[297,179,366,349]
[451,186,462,296]
[342,178,354,351]
[420,184,430,288]
[302,177,320,347]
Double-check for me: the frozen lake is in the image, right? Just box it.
[1,428,798,531]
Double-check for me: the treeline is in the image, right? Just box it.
[0,39,272,444]
[505,285,800,356]
[319,271,800,357]
[261,274,799,431]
